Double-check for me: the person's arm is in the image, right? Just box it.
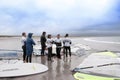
[63,39,65,45]
[46,39,49,49]
[70,40,72,44]
[44,37,47,42]
[53,39,56,44]
[60,39,63,47]
[31,39,36,45]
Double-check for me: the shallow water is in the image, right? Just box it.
[0,36,120,52]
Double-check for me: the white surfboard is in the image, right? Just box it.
[0,63,48,77]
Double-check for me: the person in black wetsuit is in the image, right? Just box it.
[40,32,46,56]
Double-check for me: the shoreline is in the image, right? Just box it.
[0,35,120,38]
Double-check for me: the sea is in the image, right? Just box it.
[0,36,120,52]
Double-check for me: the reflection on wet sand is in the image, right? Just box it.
[40,55,72,80]
[41,56,47,65]
[47,61,54,80]
[63,58,71,75]
[0,53,84,80]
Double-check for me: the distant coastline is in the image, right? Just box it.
[0,34,120,38]
[0,35,20,37]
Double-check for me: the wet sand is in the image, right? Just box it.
[0,54,88,80]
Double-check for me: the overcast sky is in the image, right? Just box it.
[0,0,120,35]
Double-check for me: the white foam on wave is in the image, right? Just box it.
[84,38,120,44]
[71,43,91,56]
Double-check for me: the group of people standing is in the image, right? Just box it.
[40,32,72,62]
[21,31,72,63]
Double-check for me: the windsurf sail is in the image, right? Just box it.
[73,51,120,80]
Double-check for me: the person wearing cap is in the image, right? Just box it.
[26,33,36,63]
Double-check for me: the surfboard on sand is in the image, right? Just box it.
[0,63,48,77]
[0,51,48,77]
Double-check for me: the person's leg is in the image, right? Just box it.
[23,45,26,62]
[29,54,32,63]
[68,47,71,57]
[41,46,44,55]
[22,46,24,60]
[65,47,68,57]
[56,48,59,58]
[48,48,50,60]
[49,47,52,61]
[43,46,46,56]
[63,46,65,56]
[58,48,61,59]
[26,56,28,63]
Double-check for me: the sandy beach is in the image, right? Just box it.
[0,36,120,80]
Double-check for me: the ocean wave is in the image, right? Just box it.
[84,38,120,44]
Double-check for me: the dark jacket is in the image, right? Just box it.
[40,35,46,47]
[26,33,36,56]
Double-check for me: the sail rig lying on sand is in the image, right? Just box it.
[72,51,120,80]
